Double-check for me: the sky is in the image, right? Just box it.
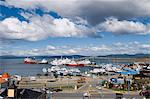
[0,0,150,56]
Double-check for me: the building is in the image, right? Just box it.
[0,73,11,89]
[0,84,46,99]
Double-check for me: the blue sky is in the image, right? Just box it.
[0,0,150,56]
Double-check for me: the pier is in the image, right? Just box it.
[17,76,88,90]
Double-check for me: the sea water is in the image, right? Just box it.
[0,58,131,76]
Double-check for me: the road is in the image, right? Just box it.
[48,92,144,99]
[48,93,116,99]
[48,93,143,99]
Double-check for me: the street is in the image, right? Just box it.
[48,92,144,99]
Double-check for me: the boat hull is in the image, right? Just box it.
[24,61,37,64]
[65,64,85,67]
[38,62,48,64]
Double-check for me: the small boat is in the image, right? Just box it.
[90,68,106,74]
[38,59,48,64]
[48,66,61,72]
[24,57,37,64]
[47,66,81,76]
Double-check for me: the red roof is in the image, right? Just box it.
[2,73,11,79]
[0,77,7,84]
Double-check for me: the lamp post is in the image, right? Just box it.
[98,80,104,99]
[127,80,130,95]
[127,74,131,95]
[97,86,103,99]
[47,91,53,99]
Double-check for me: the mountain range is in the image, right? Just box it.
[0,54,149,59]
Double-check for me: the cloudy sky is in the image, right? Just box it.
[0,0,150,56]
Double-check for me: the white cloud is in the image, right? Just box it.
[67,49,77,54]
[20,12,33,19]
[1,0,150,41]
[1,14,149,42]
[91,45,111,52]
[0,16,52,41]
[99,17,150,35]
[3,0,150,25]
[1,42,150,56]
[0,14,98,41]
[141,44,150,49]
[112,42,150,54]
[46,45,56,50]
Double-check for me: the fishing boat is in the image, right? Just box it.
[24,57,37,64]
[38,59,48,64]
[90,68,106,74]
[47,66,81,76]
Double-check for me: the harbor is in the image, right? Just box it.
[1,0,150,98]
[0,57,150,99]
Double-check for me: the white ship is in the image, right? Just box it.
[50,58,71,66]
[50,57,94,67]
